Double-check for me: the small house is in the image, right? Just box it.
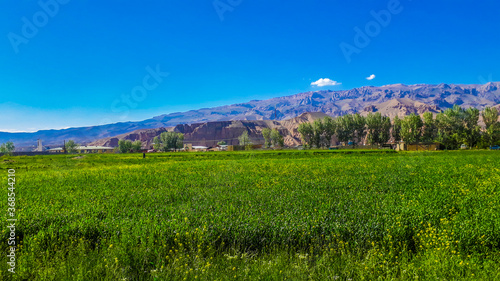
[48,146,115,154]
[395,142,440,151]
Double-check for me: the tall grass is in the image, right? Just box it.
[1,150,499,280]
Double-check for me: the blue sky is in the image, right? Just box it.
[1,0,499,132]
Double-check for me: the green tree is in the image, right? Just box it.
[436,105,467,149]
[335,114,354,146]
[153,136,161,151]
[366,113,382,146]
[270,129,284,148]
[322,116,336,148]
[483,107,499,129]
[0,142,15,154]
[65,140,78,154]
[392,115,402,142]
[118,140,133,153]
[353,113,366,146]
[482,107,500,146]
[380,116,392,145]
[176,134,184,151]
[157,132,184,152]
[217,140,227,146]
[435,105,482,149]
[462,107,481,148]
[436,111,456,149]
[366,113,391,147]
[400,114,423,143]
[160,132,173,152]
[131,140,142,152]
[421,112,437,142]
[298,122,314,148]
[238,131,252,149]
[261,128,272,148]
[312,119,324,148]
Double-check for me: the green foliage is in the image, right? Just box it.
[335,114,354,145]
[118,139,143,153]
[435,105,483,149]
[298,118,334,149]
[217,140,227,146]
[155,132,185,152]
[118,139,133,153]
[483,107,499,129]
[176,134,184,151]
[131,140,143,152]
[261,128,271,148]
[1,151,500,280]
[296,106,494,150]
[322,116,336,147]
[483,125,500,147]
[401,113,423,143]
[0,141,15,154]
[65,140,78,154]
[297,123,314,148]
[153,136,161,151]
[462,107,481,148]
[482,107,500,147]
[380,116,391,145]
[238,131,251,149]
[334,114,366,147]
[312,119,324,148]
[270,129,284,148]
[422,112,437,142]
[352,113,366,146]
[366,113,391,146]
[392,115,402,142]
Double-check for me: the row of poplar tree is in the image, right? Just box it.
[117,132,185,153]
[298,105,500,149]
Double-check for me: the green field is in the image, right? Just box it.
[1,150,500,280]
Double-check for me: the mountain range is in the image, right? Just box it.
[2,82,499,150]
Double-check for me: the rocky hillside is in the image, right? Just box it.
[90,112,329,148]
[360,98,441,118]
[2,82,499,149]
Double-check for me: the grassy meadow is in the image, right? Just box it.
[1,150,500,280]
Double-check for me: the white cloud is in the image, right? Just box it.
[311,78,341,87]
[366,74,376,80]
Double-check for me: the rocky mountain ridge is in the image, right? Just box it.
[90,112,330,148]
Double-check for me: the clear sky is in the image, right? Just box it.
[1,0,499,132]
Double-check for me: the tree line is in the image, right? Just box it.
[152,132,184,152]
[117,132,185,153]
[298,105,500,149]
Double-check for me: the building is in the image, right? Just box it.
[191,146,209,152]
[183,144,210,152]
[227,144,263,151]
[48,146,115,154]
[395,142,440,151]
[33,139,46,152]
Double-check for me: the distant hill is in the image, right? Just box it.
[90,112,329,148]
[2,82,499,150]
